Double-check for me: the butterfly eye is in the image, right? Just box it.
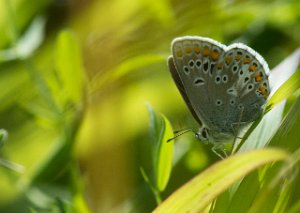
[195,127,209,141]
[201,129,207,139]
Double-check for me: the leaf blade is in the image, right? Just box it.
[154,148,288,213]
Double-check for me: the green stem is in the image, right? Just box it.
[151,187,162,205]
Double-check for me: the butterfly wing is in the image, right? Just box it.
[170,36,227,131]
[169,36,270,142]
[168,56,203,126]
[218,44,270,129]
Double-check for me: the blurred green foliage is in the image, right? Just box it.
[1,0,300,212]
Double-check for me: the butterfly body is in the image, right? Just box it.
[168,36,270,144]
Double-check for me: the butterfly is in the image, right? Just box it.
[167,36,270,156]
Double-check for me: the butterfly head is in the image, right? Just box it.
[195,126,235,144]
[195,127,210,143]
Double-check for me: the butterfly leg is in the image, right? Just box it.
[212,143,228,159]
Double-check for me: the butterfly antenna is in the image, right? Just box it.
[167,129,194,142]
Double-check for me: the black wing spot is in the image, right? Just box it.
[183,66,189,74]
[194,78,205,85]
[227,88,234,94]
[196,59,201,67]
[248,84,254,90]
[230,99,235,105]
[239,70,244,75]
[238,104,244,110]
[215,99,223,106]
[222,75,228,83]
[203,61,209,72]
[210,64,215,76]
[189,60,194,67]
[244,77,249,83]
[232,65,239,73]
[215,76,221,84]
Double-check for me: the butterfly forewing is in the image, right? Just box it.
[168,56,202,126]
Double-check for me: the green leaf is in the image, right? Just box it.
[225,171,260,213]
[55,30,84,104]
[153,148,288,213]
[269,96,300,150]
[267,70,300,109]
[248,148,300,213]
[147,104,174,192]
[265,47,300,112]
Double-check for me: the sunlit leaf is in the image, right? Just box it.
[147,104,174,192]
[248,148,300,213]
[55,30,84,104]
[268,48,300,97]
[154,148,288,213]
[269,96,300,150]
[267,70,300,109]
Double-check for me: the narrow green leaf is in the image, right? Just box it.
[153,148,288,213]
[226,171,260,213]
[55,30,84,104]
[269,96,300,150]
[156,114,174,191]
[267,70,300,109]
[248,146,300,213]
[140,167,151,186]
[268,48,300,100]
[147,104,174,192]
[213,190,231,213]
[248,148,300,213]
